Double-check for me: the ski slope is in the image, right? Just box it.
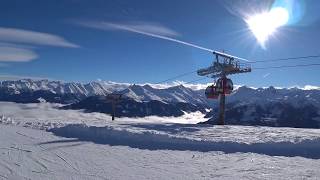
[1,102,320,179]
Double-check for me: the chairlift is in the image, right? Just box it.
[205,77,233,99]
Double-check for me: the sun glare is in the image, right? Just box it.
[246,7,289,48]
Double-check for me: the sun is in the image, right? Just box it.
[246,7,289,48]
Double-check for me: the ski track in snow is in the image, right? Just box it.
[0,101,320,179]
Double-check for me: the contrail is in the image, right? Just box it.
[108,23,251,62]
[82,22,250,62]
[104,23,214,52]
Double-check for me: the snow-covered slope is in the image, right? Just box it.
[0,101,320,179]
[0,101,208,126]
[2,125,320,180]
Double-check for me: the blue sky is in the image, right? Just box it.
[0,0,320,87]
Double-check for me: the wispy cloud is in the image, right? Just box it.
[0,46,38,62]
[145,81,211,90]
[0,27,79,48]
[294,85,320,90]
[0,27,80,62]
[0,42,36,49]
[78,21,180,37]
[263,73,271,78]
[77,21,213,52]
[0,74,51,81]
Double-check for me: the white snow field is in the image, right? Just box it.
[1,101,320,179]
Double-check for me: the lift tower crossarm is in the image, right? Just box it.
[197,52,252,78]
[213,51,251,62]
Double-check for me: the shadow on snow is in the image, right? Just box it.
[127,123,205,134]
[46,124,320,159]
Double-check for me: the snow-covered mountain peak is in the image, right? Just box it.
[1,79,320,107]
[142,84,154,90]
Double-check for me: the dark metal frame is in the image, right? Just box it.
[197,52,252,125]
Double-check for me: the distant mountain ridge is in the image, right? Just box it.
[63,95,208,118]
[0,79,206,104]
[1,79,320,128]
[0,79,128,97]
[1,79,320,106]
[2,79,320,104]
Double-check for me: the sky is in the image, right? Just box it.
[0,0,320,87]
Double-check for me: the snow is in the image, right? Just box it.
[1,125,320,179]
[0,101,320,179]
[0,102,208,126]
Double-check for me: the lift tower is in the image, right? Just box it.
[197,51,251,125]
[106,93,122,121]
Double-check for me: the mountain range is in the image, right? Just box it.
[0,79,205,104]
[1,79,320,128]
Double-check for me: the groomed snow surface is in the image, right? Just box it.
[1,102,320,179]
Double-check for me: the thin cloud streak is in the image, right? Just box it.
[114,22,180,37]
[79,21,213,52]
[78,21,180,37]
[263,73,271,78]
[0,74,51,81]
[0,27,79,48]
[0,47,38,62]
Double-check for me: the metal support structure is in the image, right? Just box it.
[197,51,251,125]
[106,94,122,121]
[218,93,225,125]
[218,74,226,125]
[111,101,116,121]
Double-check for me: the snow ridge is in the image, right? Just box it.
[49,124,320,159]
